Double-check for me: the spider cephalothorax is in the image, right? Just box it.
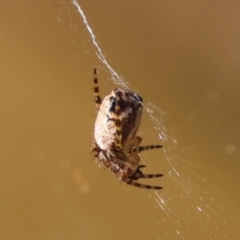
[92,68,163,189]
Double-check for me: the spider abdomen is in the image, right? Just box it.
[94,88,142,151]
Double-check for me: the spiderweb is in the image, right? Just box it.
[69,1,238,239]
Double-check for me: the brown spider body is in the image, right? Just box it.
[92,68,163,189]
[94,88,142,152]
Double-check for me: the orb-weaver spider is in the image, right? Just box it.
[92,68,163,189]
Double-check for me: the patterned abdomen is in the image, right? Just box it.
[94,88,143,151]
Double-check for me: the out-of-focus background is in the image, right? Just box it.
[0,0,240,239]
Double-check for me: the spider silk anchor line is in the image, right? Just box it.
[72,0,128,89]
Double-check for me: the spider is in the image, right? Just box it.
[92,68,163,189]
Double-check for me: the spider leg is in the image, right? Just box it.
[138,165,146,169]
[93,68,102,111]
[138,173,164,179]
[126,180,163,190]
[124,136,142,149]
[132,166,163,180]
[114,90,123,151]
[128,145,162,154]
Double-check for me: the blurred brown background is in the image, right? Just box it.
[0,0,240,239]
